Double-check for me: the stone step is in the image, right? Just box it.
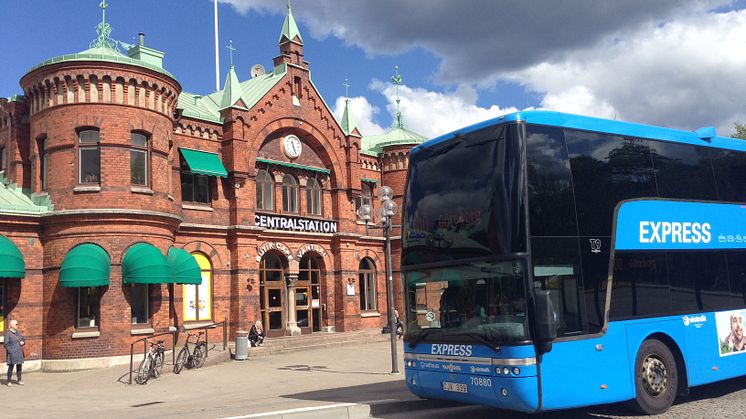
[230,329,398,359]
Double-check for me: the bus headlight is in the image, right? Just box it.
[503,367,510,376]
[501,388,509,397]
[513,367,520,375]
[495,367,502,375]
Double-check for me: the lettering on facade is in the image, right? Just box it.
[255,214,338,234]
[296,243,328,259]
[256,242,294,262]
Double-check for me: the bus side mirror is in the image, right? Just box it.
[533,290,557,354]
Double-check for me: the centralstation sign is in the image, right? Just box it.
[255,213,338,234]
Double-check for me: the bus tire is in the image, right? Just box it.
[629,339,678,415]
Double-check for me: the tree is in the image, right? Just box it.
[732,123,746,140]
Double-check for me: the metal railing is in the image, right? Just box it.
[127,320,228,385]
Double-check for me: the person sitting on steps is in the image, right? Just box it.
[249,320,265,347]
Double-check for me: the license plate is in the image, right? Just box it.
[442,381,468,393]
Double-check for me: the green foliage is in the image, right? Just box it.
[732,123,746,140]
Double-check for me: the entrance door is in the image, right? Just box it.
[299,254,323,333]
[260,252,286,337]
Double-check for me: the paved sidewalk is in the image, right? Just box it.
[5,340,416,419]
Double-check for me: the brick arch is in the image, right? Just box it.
[356,249,383,268]
[248,117,347,190]
[179,241,223,269]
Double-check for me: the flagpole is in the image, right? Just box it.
[214,0,220,91]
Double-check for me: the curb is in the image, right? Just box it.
[219,399,462,419]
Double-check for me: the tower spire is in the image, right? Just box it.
[279,0,303,45]
[391,66,404,129]
[341,78,358,136]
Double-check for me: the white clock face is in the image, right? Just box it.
[283,135,302,159]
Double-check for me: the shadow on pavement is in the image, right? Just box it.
[277,364,393,376]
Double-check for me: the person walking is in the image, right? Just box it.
[4,319,25,386]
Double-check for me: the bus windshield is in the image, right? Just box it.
[405,259,530,345]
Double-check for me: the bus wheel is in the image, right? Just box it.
[630,339,678,415]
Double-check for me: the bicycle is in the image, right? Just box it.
[173,331,207,374]
[135,339,165,384]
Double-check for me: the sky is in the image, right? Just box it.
[2,0,746,139]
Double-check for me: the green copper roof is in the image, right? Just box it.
[167,247,202,285]
[340,99,358,136]
[0,235,25,279]
[179,64,287,123]
[60,244,110,288]
[0,174,53,214]
[122,243,171,284]
[179,148,228,178]
[26,1,173,79]
[279,2,304,45]
[361,126,428,155]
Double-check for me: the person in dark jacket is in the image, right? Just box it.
[249,320,265,347]
[4,319,25,386]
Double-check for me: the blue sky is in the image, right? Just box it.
[2,1,746,138]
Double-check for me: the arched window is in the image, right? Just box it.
[359,258,377,311]
[183,252,213,322]
[306,178,322,216]
[256,170,274,211]
[130,131,149,186]
[282,174,298,213]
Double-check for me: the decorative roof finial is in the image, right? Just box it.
[343,78,351,102]
[90,0,117,50]
[226,40,237,67]
[391,66,404,129]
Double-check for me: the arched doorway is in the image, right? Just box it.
[259,252,287,337]
[298,253,324,333]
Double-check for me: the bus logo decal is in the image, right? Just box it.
[589,239,601,254]
[683,314,707,327]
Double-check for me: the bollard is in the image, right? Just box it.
[235,330,249,361]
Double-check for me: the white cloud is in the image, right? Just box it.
[370,81,520,139]
[331,96,386,136]
[509,8,746,134]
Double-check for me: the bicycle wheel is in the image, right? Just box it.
[193,343,207,369]
[174,347,188,374]
[135,356,152,384]
[153,351,165,378]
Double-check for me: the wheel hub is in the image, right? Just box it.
[642,355,668,395]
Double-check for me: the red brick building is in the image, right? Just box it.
[0,4,426,370]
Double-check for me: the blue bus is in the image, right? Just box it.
[401,111,746,414]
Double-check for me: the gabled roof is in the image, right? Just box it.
[361,126,428,156]
[178,64,288,124]
[0,174,53,214]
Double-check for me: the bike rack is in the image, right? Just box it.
[128,330,179,385]
[128,320,228,385]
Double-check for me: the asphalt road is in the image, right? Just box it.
[375,375,746,419]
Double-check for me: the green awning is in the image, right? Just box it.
[60,244,110,287]
[0,235,25,279]
[179,148,228,178]
[256,158,331,174]
[361,178,378,184]
[167,247,202,285]
[122,243,171,284]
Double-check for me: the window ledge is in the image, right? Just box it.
[131,186,154,195]
[167,194,175,201]
[361,311,381,318]
[182,203,214,212]
[72,330,101,339]
[73,185,101,193]
[130,328,155,336]
[184,322,215,330]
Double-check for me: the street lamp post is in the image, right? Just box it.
[358,185,399,374]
